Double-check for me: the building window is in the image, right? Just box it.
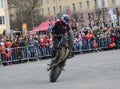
[0,16,5,25]
[72,3,76,11]
[41,8,44,15]
[111,0,115,4]
[79,2,82,9]
[40,0,43,5]
[88,13,91,20]
[46,0,49,4]
[0,0,4,8]
[86,1,90,9]
[81,24,84,28]
[53,0,55,3]
[53,7,56,15]
[47,7,50,14]
[80,14,83,19]
[102,0,105,6]
[59,5,62,13]
[94,0,97,8]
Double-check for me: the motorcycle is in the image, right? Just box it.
[47,30,74,82]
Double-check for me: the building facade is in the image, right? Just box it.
[7,0,120,31]
[0,0,10,34]
[40,0,120,28]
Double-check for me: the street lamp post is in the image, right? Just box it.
[20,8,24,26]
[116,7,119,26]
[55,0,58,20]
[15,3,24,31]
[102,8,106,26]
[102,0,105,27]
[31,10,35,30]
[102,0,108,27]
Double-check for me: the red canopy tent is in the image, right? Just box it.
[31,21,55,32]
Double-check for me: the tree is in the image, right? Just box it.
[8,0,45,31]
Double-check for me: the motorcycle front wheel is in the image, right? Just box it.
[49,65,62,82]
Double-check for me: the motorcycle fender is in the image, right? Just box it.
[68,30,74,48]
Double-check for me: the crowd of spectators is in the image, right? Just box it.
[0,25,120,65]
[73,26,120,52]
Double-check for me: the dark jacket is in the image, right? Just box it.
[18,40,25,47]
[52,20,70,35]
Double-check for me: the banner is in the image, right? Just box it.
[0,29,4,34]
[117,0,120,5]
[104,0,108,7]
[22,23,27,31]
[108,9,114,15]
[97,0,101,8]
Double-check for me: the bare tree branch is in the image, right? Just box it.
[8,0,44,31]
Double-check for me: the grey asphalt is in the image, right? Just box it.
[0,50,120,89]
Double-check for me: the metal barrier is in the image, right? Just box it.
[0,36,119,66]
[72,36,112,53]
[0,45,53,65]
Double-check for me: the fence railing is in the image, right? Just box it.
[0,37,120,66]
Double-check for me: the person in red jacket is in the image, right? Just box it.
[46,36,51,55]
[40,36,46,56]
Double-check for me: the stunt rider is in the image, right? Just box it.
[49,14,74,66]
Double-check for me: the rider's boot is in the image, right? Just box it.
[47,57,56,66]
[61,60,66,71]
[49,58,56,65]
[47,61,54,71]
[47,58,58,71]
[48,48,56,66]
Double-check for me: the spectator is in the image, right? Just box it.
[40,36,46,56]
[24,37,31,60]
[34,37,41,59]
[46,36,50,55]
[49,35,53,56]
[29,36,35,57]
[11,38,18,61]
[0,38,6,62]
[48,24,52,35]
[77,31,83,53]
